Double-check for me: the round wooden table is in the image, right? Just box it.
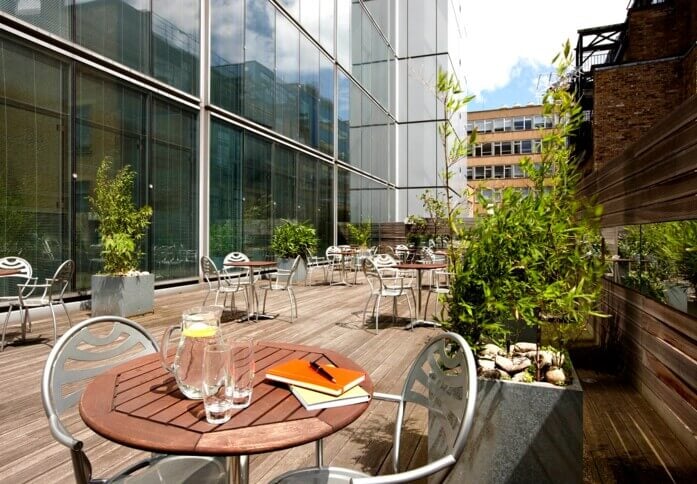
[79,341,373,484]
[394,263,447,329]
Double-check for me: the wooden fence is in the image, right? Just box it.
[580,95,697,458]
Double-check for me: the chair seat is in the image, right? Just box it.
[115,455,228,483]
[17,296,51,307]
[269,466,369,484]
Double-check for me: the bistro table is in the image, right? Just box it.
[394,262,447,329]
[80,341,373,484]
[224,260,277,321]
[329,250,356,286]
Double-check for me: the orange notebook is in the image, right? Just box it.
[265,359,365,396]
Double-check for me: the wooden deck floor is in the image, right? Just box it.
[0,273,694,483]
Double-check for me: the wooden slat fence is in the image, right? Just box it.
[580,95,697,459]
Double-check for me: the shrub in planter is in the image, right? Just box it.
[88,158,153,316]
[270,220,318,281]
[346,220,371,248]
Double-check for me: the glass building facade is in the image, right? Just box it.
[0,0,464,294]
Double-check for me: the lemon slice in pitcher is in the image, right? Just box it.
[182,322,218,338]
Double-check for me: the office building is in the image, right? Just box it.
[0,0,465,292]
[466,104,554,213]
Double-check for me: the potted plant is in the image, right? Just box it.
[440,44,602,484]
[346,220,372,249]
[270,219,318,283]
[89,158,153,317]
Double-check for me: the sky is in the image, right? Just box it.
[462,0,629,111]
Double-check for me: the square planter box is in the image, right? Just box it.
[434,367,583,484]
[91,274,154,318]
[276,257,307,283]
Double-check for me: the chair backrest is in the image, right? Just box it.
[0,256,32,279]
[389,332,477,481]
[41,316,159,483]
[200,255,220,287]
[326,245,342,261]
[51,259,74,298]
[223,252,251,280]
[373,253,397,270]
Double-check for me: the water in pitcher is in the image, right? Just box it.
[171,320,219,399]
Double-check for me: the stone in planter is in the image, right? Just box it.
[91,273,154,317]
[438,366,583,484]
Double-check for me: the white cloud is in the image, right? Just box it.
[462,0,628,97]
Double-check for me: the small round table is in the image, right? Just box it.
[395,263,447,329]
[79,341,373,484]
[224,260,278,320]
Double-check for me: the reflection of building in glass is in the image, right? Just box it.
[0,0,465,291]
[466,105,554,213]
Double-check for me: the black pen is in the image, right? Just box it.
[310,361,337,383]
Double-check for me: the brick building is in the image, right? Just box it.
[575,0,697,173]
[465,105,554,213]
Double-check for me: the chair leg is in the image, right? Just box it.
[287,288,295,322]
[375,297,381,334]
[49,303,57,345]
[262,289,269,314]
[242,289,251,321]
[362,294,375,326]
[392,297,397,324]
[61,300,72,327]
[1,306,12,352]
[316,438,324,468]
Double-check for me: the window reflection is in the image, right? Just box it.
[275,13,299,139]
[244,0,275,127]
[211,0,244,114]
[604,221,697,316]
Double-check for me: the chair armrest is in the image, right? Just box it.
[352,455,456,484]
[372,392,402,402]
[49,414,81,450]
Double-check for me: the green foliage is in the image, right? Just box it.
[446,41,607,355]
[418,190,448,239]
[210,220,235,258]
[270,219,318,259]
[346,220,372,247]
[88,158,152,275]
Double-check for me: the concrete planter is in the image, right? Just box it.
[277,257,307,283]
[91,274,155,317]
[436,367,583,484]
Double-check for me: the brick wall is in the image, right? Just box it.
[625,0,691,62]
[592,59,682,169]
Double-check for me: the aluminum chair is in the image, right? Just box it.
[325,246,343,284]
[304,248,329,286]
[261,255,301,321]
[423,270,452,319]
[41,315,227,484]
[200,255,251,319]
[270,332,478,484]
[394,244,409,263]
[0,256,33,351]
[10,259,74,348]
[362,258,414,334]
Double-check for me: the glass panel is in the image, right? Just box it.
[278,0,299,18]
[605,222,697,317]
[0,0,70,38]
[300,0,319,42]
[299,34,319,148]
[272,145,296,222]
[244,0,275,128]
[275,14,299,140]
[210,120,243,266]
[75,0,150,73]
[0,37,70,293]
[150,99,198,280]
[338,70,350,161]
[75,69,147,288]
[242,132,272,260]
[152,0,200,94]
[319,54,334,156]
[336,0,351,70]
[211,0,244,114]
[319,0,335,54]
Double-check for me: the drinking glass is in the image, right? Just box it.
[202,343,233,424]
[230,337,255,408]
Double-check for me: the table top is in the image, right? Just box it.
[395,263,447,271]
[79,341,373,456]
[224,260,277,268]
[0,268,21,276]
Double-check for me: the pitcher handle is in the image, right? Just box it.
[160,325,181,373]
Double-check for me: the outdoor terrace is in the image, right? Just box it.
[0,275,693,483]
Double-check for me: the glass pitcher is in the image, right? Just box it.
[160,306,224,399]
